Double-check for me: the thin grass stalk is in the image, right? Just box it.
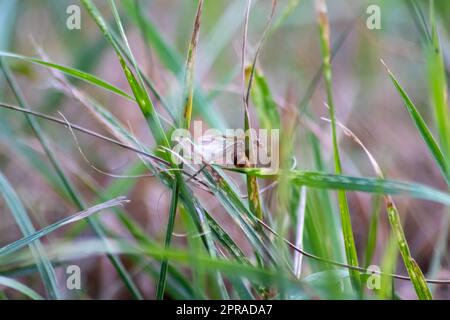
[363,195,382,268]
[83,0,229,297]
[313,0,360,290]
[2,102,450,288]
[156,179,180,299]
[0,59,143,300]
[3,102,450,207]
[0,172,60,299]
[110,0,184,298]
[294,186,307,278]
[329,119,432,299]
[242,0,265,222]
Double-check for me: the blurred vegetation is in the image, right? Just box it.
[0,0,449,300]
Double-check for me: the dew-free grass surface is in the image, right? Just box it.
[0,0,449,300]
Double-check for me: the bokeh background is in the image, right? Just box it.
[0,0,449,299]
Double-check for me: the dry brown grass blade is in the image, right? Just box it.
[182,0,204,130]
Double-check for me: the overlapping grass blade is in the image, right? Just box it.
[0,58,143,300]
[328,118,432,298]
[0,197,128,257]
[314,0,360,290]
[200,167,278,265]
[0,276,44,300]
[227,167,450,206]
[249,68,280,130]
[82,0,233,298]
[123,0,181,74]
[156,180,180,299]
[0,51,134,101]
[122,0,228,130]
[306,133,345,267]
[0,172,60,299]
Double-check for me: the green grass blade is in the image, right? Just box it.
[1,59,144,300]
[0,276,44,300]
[408,258,433,300]
[82,1,231,298]
[156,180,180,300]
[427,2,450,158]
[0,172,60,299]
[227,167,450,206]
[249,68,281,130]
[119,55,169,147]
[383,60,450,185]
[424,0,450,287]
[315,0,360,290]
[0,197,128,257]
[308,133,345,264]
[123,0,182,74]
[386,200,432,299]
[364,195,382,268]
[201,168,278,265]
[0,51,134,101]
[122,0,227,130]
[82,0,169,148]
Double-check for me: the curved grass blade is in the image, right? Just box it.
[82,0,169,148]
[1,58,143,299]
[71,163,198,300]
[201,167,279,265]
[122,0,227,130]
[0,197,128,257]
[0,172,60,299]
[123,0,181,74]
[82,0,231,297]
[4,240,299,292]
[0,51,134,102]
[0,276,44,300]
